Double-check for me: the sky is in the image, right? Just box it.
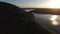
[0,0,52,8]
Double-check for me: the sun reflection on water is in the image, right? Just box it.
[50,15,59,25]
[51,20,59,25]
[50,15,57,20]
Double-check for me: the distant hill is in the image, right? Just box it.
[21,8,60,15]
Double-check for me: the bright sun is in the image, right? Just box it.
[49,0,60,8]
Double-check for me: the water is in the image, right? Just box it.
[33,13,60,34]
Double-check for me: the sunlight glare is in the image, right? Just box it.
[50,15,57,20]
[50,0,60,8]
[51,20,59,25]
[50,15,59,25]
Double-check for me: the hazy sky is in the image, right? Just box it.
[0,0,50,8]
